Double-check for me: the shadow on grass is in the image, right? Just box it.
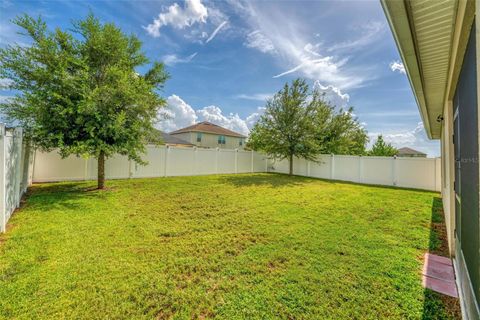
[218,173,316,188]
[422,197,462,319]
[25,182,107,212]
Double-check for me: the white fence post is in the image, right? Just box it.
[215,147,219,174]
[330,154,335,180]
[0,125,5,233]
[251,150,254,173]
[14,128,22,207]
[307,160,311,176]
[193,147,197,175]
[359,156,363,183]
[392,156,397,186]
[234,149,238,174]
[164,146,169,177]
[84,157,89,181]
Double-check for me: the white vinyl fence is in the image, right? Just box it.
[0,125,33,232]
[2,141,442,233]
[268,154,441,192]
[32,145,268,182]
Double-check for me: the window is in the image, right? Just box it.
[196,132,202,142]
[239,138,243,146]
[218,135,226,144]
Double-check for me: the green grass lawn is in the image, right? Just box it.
[0,173,459,319]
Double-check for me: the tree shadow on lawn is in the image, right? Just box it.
[219,173,322,188]
[24,182,107,212]
[422,197,462,319]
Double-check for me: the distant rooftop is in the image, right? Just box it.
[151,130,194,146]
[397,147,427,156]
[170,121,246,138]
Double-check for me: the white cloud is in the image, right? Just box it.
[157,95,198,132]
[197,105,250,136]
[229,0,372,89]
[304,43,321,57]
[0,95,13,103]
[244,30,275,53]
[327,21,385,52]
[162,52,198,66]
[313,81,350,109]
[390,60,406,74]
[369,122,440,157]
[144,0,208,37]
[234,93,272,102]
[157,95,265,135]
[205,20,228,43]
[245,107,265,129]
[0,78,13,90]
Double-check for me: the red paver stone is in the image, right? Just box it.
[425,253,452,266]
[422,275,458,298]
[422,253,458,298]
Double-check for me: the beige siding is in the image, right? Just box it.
[168,132,193,144]
[171,132,245,149]
[441,100,455,256]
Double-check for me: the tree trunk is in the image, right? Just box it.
[289,154,293,175]
[97,150,105,189]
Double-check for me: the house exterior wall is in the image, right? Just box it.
[171,132,245,150]
[440,8,479,319]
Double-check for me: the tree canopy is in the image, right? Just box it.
[0,14,169,189]
[248,79,368,174]
[367,135,398,157]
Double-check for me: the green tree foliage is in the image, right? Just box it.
[248,79,368,174]
[313,106,368,156]
[0,14,169,189]
[368,135,398,157]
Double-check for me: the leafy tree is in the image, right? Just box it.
[314,105,368,156]
[248,79,320,175]
[248,78,368,175]
[368,135,398,157]
[0,14,168,189]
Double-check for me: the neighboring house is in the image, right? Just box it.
[382,1,479,318]
[156,131,194,147]
[170,121,247,149]
[396,147,427,158]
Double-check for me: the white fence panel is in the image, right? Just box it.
[253,152,267,172]
[217,149,236,174]
[334,156,360,182]
[194,148,217,175]
[33,152,86,182]
[105,155,130,179]
[32,146,269,182]
[362,157,394,185]
[294,158,308,176]
[268,154,441,192]
[0,126,28,233]
[309,155,332,179]
[30,145,441,197]
[396,157,438,191]
[168,147,195,176]
[237,151,252,173]
[132,146,166,178]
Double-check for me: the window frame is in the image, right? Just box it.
[218,135,226,145]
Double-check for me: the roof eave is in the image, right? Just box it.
[380,0,435,139]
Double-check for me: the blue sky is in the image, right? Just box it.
[0,0,440,156]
